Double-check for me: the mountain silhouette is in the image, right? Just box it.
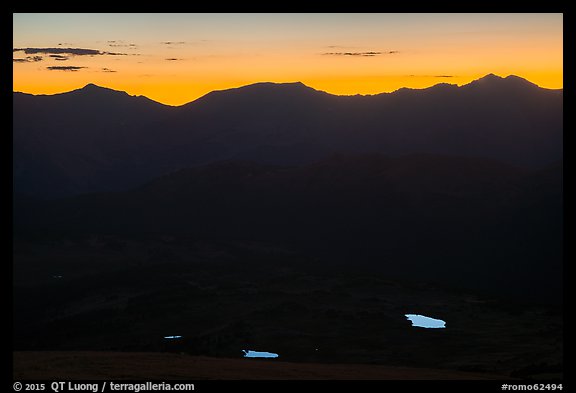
[13,74,562,198]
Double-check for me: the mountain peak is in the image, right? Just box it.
[236,81,316,92]
[191,80,326,106]
[77,83,124,94]
[465,73,539,90]
[82,83,100,89]
[249,81,306,87]
[470,73,504,85]
[482,73,502,80]
[503,74,540,88]
[63,83,136,103]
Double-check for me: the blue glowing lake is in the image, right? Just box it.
[405,314,446,328]
[243,350,279,358]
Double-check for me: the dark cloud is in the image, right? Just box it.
[101,68,117,73]
[165,58,183,61]
[16,47,100,55]
[434,75,455,78]
[322,51,398,57]
[108,40,138,49]
[49,54,69,61]
[46,66,86,71]
[161,41,186,45]
[13,56,43,63]
[14,47,127,56]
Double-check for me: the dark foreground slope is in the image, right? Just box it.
[13,236,562,379]
[13,351,509,380]
[15,154,563,301]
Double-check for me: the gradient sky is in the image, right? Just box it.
[13,13,563,106]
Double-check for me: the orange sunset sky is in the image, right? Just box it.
[13,13,563,106]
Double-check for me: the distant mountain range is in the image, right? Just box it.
[13,74,563,198]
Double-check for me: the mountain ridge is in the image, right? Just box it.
[13,72,563,198]
[13,73,562,107]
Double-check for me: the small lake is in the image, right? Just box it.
[243,350,279,358]
[405,314,446,328]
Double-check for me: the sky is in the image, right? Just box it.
[13,13,563,106]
